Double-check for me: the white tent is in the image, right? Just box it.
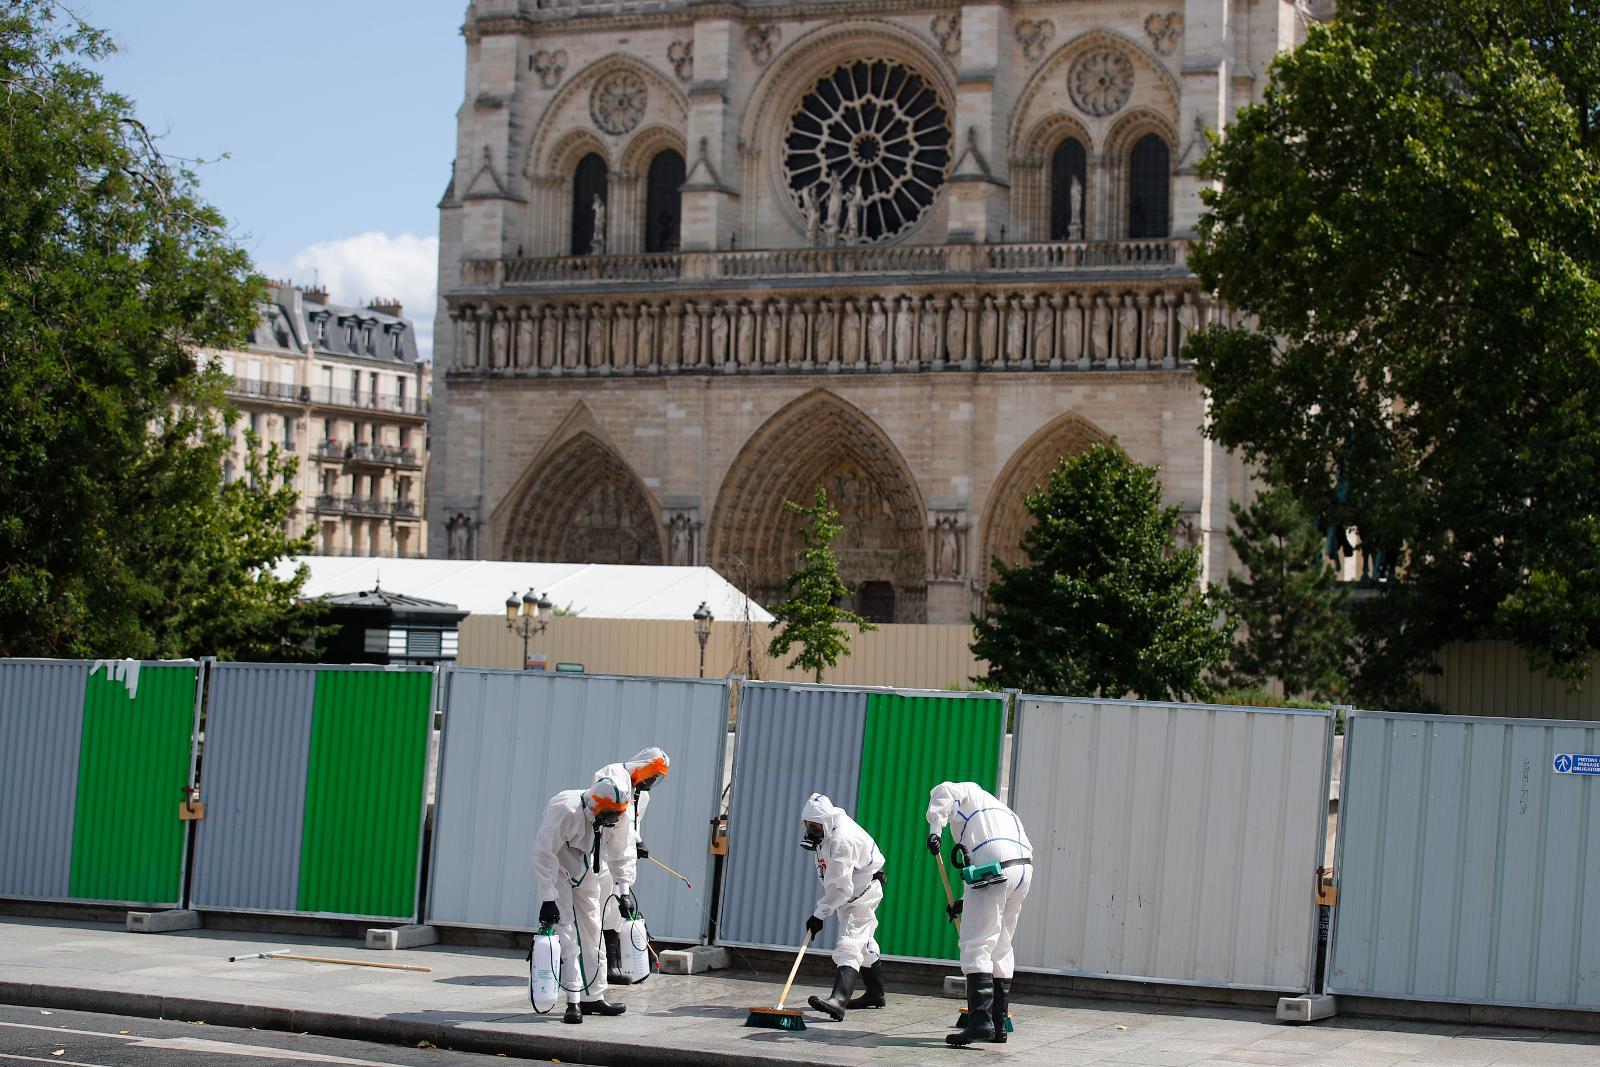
[277,556,773,622]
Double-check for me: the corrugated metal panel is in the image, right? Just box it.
[427,670,730,942]
[856,693,1005,962]
[0,661,89,901]
[1010,697,1331,992]
[297,668,434,920]
[717,684,867,953]
[456,616,985,691]
[190,663,317,913]
[68,663,198,906]
[1327,712,1600,1009]
[1421,641,1600,721]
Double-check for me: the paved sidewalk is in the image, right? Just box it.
[2,917,1598,1066]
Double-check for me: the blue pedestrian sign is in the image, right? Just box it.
[1553,753,1600,775]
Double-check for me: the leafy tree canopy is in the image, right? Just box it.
[1188,0,1600,708]
[767,486,875,682]
[972,443,1231,700]
[0,3,321,659]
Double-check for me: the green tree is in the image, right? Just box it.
[972,443,1231,699]
[767,486,876,682]
[0,4,319,660]
[1221,482,1353,701]
[1187,0,1600,709]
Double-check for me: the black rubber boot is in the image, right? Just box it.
[603,929,626,985]
[846,961,886,1009]
[807,966,858,1021]
[580,999,626,1016]
[946,974,995,1047]
[562,1002,581,1024]
[991,977,1010,1043]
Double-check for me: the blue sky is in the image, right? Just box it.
[77,0,466,360]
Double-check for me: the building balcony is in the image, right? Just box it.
[344,443,422,468]
[308,384,429,418]
[456,239,1187,295]
[314,495,423,519]
[228,377,309,405]
[314,440,346,462]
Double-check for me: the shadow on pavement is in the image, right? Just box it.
[433,975,523,987]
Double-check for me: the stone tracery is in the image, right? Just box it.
[501,431,663,564]
[980,412,1116,584]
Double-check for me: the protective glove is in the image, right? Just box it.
[539,900,560,926]
[926,833,941,856]
[635,842,650,860]
[805,914,825,937]
[946,899,963,923]
[951,843,971,868]
[619,891,638,920]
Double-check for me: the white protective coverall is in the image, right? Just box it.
[593,762,644,932]
[531,784,630,1003]
[926,781,1033,979]
[804,793,886,970]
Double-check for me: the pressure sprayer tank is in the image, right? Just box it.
[619,916,650,982]
[529,925,560,1009]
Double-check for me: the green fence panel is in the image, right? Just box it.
[297,669,432,919]
[69,665,197,904]
[854,693,1004,961]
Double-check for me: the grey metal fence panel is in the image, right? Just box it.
[0,661,90,901]
[1328,711,1600,1010]
[189,663,317,912]
[1010,697,1332,992]
[427,669,729,943]
[716,683,867,954]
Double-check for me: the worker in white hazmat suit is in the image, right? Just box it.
[593,747,671,983]
[926,780,1032,1046]
[531,776,632,1023]
[798,792,887,1020]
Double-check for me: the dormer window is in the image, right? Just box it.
[390,327,405,357]
[363,325,375,355]
[315,317,327,342]
[344,322,357,348]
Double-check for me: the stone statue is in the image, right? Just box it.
[1034,299,1055,365]
[1147,297,1169,368]
[539,308,558,368]
[1065,296,1085,367]
[801,184,821,246]
[843,185,865,243]
[1118,296,1139,366]
[1090,295,1110,366]
[736,304,755,365]
[934,517,959,578]
[1176,292,1199,350]
[946,298,967,363]
[460,311,480,370]
[612,307,632,369]
[636,305,656,368]
[489,312,509,369]
[710,305,730,366]
[867,298,888,365]
[817,300,836,363]
[789,303,808,364]
[919,297,939,363]
[763,301,783,364]
[586,305,608,368]
[841,299,861,364]
[515,313,534,370]
[980,296,999,364]
[1069,176,1084,238]
[824,175,844,245]
[894,297,915,364]
[563,307,582,368]
[1005,298,1026,364]
[590,194,607,255]
[446,513,472,560]
[681,302,701,365]
[667,513,693,566]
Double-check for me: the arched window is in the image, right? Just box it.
[570,153,608,255]
[1127,134,1170,239]
[1049,137,1087,241]
[644,149,685,254]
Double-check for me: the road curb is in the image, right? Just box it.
[0,981,841,1067]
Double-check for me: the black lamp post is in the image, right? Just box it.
[693,601,714,678]
[506,588,553,669]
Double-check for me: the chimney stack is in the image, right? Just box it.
[303,283,329,305]
[368,297,404,318]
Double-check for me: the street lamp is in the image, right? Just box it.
[693,601,714,679]
[506,588,554,670]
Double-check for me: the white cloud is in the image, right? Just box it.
[263,232,439,363]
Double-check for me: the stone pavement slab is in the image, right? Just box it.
[0,916,1595,1066]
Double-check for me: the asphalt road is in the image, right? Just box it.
[0,1005,588,1067]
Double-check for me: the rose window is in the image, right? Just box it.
[783,59,952,243]
[1067,50,1134,117]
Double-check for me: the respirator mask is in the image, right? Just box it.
[800,822,825,852]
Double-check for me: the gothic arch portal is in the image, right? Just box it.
[710,390,928,621]
[980,413,1115,584]
[501,431,664,564]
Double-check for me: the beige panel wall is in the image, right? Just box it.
[1421,642,1600,722]
[459,615,986,690]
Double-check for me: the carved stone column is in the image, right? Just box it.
[961,296,979,369]
[615,303,635,374]
[797,300,816,369]
[1134,294,1151,370]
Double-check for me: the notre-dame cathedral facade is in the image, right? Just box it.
[429,0,1309,623]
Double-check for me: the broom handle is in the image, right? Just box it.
[936,853,961,932]
[775,930,814,1010]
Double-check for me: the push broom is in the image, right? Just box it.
[743,929,812,1032]
[936,851,1014,1034]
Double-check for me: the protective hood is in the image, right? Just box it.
[801,792,846,832]
[625,746,671,786]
